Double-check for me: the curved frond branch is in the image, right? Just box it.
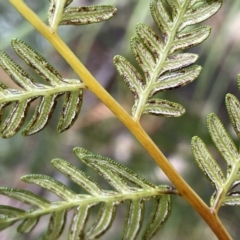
[0,39,85,138]
[0,148,172,240]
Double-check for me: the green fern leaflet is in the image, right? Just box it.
[192,75,240,211]
[114,0,222,120]
[0,39,85,138]
[0,148,172,240]
[48,0,117,31]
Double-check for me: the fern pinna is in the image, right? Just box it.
[192,74,240,211]
[0,39,85,138]
[114,0,222,121]
[0,148,172,240]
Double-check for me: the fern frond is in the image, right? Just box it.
[114,0,222,121]
[191,80,240,210]
[0,39,84,138]
[0,148,173,240]
[48,0,117,32]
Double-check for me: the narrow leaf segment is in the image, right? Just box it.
[48,0,117,31]
[0,148,173,240]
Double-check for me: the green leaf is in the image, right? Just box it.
[0,148,172,239]
[12,39,63,86]
[0,50,36,90]
[151,65,201,96]
[131,37,156,82]
[74,147,156,189]
[1,100,32,138]
[0,218,16,231]
[85,202,116,239]
[165,0,178,19]
[43,210,67,240]
[222,192,240,207]
[17,217,39,233]
[189,0,201,8]
[0,39,84,137]
[48,0,74,30]
[207,113,239,176]
[122,199,144,240]
[178,1,222,31]
[171,26,211,54]
[142,195,171,240]
[161,53,198,75]
[150,0,173,36]
[191,136,225,192]
[226,93,240,138]
[143,99,185,117]
[193,101,240,212]
[115,0,221,120]
[81,155,131,193]
[136,23,163,59]
[229,176,240,191]
[57,89,83,132]
[113,56,144,99]
[21,175,76,201]
[0,187,50,209]
[52,158,102,196]
[60,5,117,25]
[68,205,92,240]
[0,205,25,217]
[22,95,58,136]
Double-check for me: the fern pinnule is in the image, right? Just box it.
[0,148,172,240]
[48,0,117,32]
[114,0,222,121]
[0,39,84,138]
[225,94,240,138]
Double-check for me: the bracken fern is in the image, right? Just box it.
[0,0,237,239]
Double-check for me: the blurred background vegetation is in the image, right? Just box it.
[0,0,239,239]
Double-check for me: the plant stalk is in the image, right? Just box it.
[9,1,232,239]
